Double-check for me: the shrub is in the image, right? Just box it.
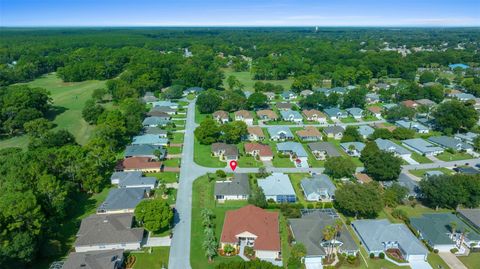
[391,208,408,221]
[347,255,357,264]
[345,218,352,225]
[307,203,314,209]
[379,252,385,259]
[223,244,236,255]
[434,249,439,254]
[244,246,255,257]
[369,253,375,259]
[450,248,458,254]
[216,170,226,178]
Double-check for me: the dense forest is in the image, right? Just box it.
[0,27,479,268]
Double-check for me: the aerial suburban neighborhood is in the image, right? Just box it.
[1,2,480,269]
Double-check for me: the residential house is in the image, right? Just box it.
[264,92,276,101]
[220,205,281,259]
[382,103,397,110]
[415,99,436,107]
[354,173,372,184]
[367,106,382,119]
[280,110,303,123]
[258,173,296,203]
[75,213,144,252]
[352,219,429,263]
[365,93,380,104]
[147,110,171,118]
[281,91,297,100]
[454,166,480,175]
[300,89,313,97]
[385,173,420,198]
[143,127,168,137]
[308,142,341,160]
[289,210,358,268]
[331,87,348,95]
[425,170,444,178]
[452,92,476,102]
[234,110,254,125]
[63,250,124,269]
[213,110,230,124]
[151,100,178,109]
[214,174,251,201]
[244,143,274,161]
[374,82,390,91]
[449,63,469,70]
[276,102,293,111]
[142,116,170,127]
[458,208,480,233]
[323,125,345,140]
[323,107,347,120]
[277,142,309,168]
[183,86,204,96]
[268,126,294,141]
[395,120,430,134]
[132,134,169,146]
[455,132,479,145]
[302,109,327,124]
[296,126,322,141]
[375,138,411,158]
[124,144,166,160]
[257,109,278,121]
[110,172,157,189]
[300,174,336,202]
[402,138,444,156]
[211,143,239,162]
[150,106,177,115]
[97,188,149,214]
[142,91,158,104]
[401,100,418,109]
[358,125,374,139]
[428,136,474,153]
[410,213,480,252]
[115,157,162,173]
[345,107,363,119]
[340,142,366,157]
[247,126,265,141]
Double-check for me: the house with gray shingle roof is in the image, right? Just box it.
[300,174,336,202]
[124,144,166,160]
[97,188,149,214]
[366,93,380,104]
[214,173,251,201]
[132,134,169,146]
[143,127,168,137]
[268,126,294,141]
[258,173,296,203]
[352,219,428,262]
[289,210,358,268]
[110,171,157,189]
[75,213,144,252]
[428,136,474,153]
[323,108,347,120]
[281,91,297,100]
[358,125,374,139]
[345,107,364,119]
[375,138,411,157]
[211,143,239,162]
[280,109,303,123]
[63,249,124,269]
[452,92,476,102]
[142,92,158,104]
[277,142,309,168]
[308,142,341,160]
[183,87,204,96]
[402,138,444,156]
[323,125,345,140]
[150,106,177,115]
[455,132,479,145]
[340,142,366,157]
[458,208,480,233]
[395,120,429,134]
[142,116,171,127]
[151,100,178,109]
[410,213,480,252]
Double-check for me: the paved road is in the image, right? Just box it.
[257,119,386,128]
[402,159,480,171]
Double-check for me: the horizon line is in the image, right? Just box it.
[1,25,480,28]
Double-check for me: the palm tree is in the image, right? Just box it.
[460,228,470,249]
[322,225,336,261]
[450,222,457,240]
[202,234,217,262]
[333,219,343,253]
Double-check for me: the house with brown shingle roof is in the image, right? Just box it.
[115,157,162,173]
[244,143,273,161]
[234,110,254,125]
[401,100,418,109]
[302,109,327,124]
[276,102,293,111]
[354,173,372,184]
[257,109,278,121]
[367,106,382,118]
[211,143,239,162]
[296,126,322,141]
[220,205,281,260]
[213,110,229,124]
[247,126,265,141]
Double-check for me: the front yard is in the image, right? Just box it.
[408,167,453,177]
[410,152,434,164]
[128,247,170,269]
[436,151,473,161]
[194,139,226,168]
[146,172,179,183]
[459,252,480,269]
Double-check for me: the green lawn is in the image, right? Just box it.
[384,204,452,219]
[272,153,295,168]
[288,173,312,206]
[236,142,264,168]
[428,253,451,269]
[31,187,113,269]
[410,152,434,164]
[436,151,473,161]
[340,117,358,123]
[408,168,453,178]
[167,146,182,154]
[0,135,29,150]
[195,107,210,124]
[222,68,293,92]
[146,172,179,183]
[194,139,225,168]
[163,158,180,167]
[129,247,170,269]
[170,132,185,144]
[459,252,480,269]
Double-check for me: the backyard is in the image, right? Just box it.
[128,247,170,269]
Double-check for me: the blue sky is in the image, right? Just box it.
[1,0,479,27]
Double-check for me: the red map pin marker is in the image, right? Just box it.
[229,160,238,171]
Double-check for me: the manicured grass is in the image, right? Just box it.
[288,173,313,206]
[272,153,295,168]
[236,142,264,168]
[384,204,452,219]
[146,172,179,183]
[186,93,196,100]
[31,187,113,269]
[195,107,210,124]
[408,168,453,178]
[222,68,293,92]
[163,158,180,167]
[436,151,473,161]
[167,146,182,154]
[410,152,434,164]
[129,247,170,269]
[328,138,364,167]
[340,117,358,123]
[1,73,107,149]
[428,253,451,269]
[459,252,480,269]
[194,139,225,168]
[170,132,185,144]
[363,115,380,122]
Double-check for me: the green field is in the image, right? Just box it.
[129,247,170,269]
[459,252,480,269]
[0,73,106,149]
[222,68,293,92]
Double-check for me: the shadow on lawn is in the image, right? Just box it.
[45,105,68,122]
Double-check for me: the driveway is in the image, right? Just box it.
[144,234,171,247]
[438,252,467,269]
